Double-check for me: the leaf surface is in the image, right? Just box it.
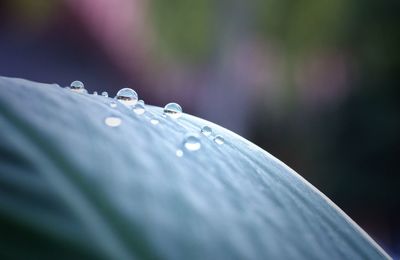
[0,77,390,259]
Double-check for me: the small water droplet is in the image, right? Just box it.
[70,80,85,93]
[138,100,145,105]
[163,102,182,119]
[115,88,138,107]
[183,134,201,151]
[214,135,225,145]
[104,116,122,127]
[201,126,212,136]
[109,101,117,108]
[101,91,108,97]
[133,103,145,115]
[64,86,70,90]
[176,149,184,157]
[150,119,159,125]
[93,91,98,95]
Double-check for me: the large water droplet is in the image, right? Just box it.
[201,126,212,136]
[176,149,184,157]
[183,134,201,151]
[70,80,85,93]
[214,135,225,145]
[101,91,108,97]
[104,116,122,127]
[133,103,145,115]
[163,102,182,119]
[150,119,159,125]
[116,88,138,107]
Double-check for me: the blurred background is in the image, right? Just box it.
[0,0,399,256]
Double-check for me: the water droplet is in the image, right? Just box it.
[116,88,138,107]
[201,126,212,136]
[64,86,70,90]
[138,100,145,105]
[70,80,85,93]
[109,101,117,108]
[214,135,225,145]
[163,102,182,119]
[150,119,159,125]
[133,103,145,115]
[104,116,122,127]
[70,80,84,89]
[93,91,98,95]
[101,91,108,97]
[183,134,201,151]
[176,149,184,157]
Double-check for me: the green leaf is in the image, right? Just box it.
[0,77,390,259]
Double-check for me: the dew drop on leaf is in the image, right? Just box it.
[201,126,212,136]
[115,88,138,107]
[183,134,201,151]
[176,149,184,157]
[133,103,145,115]
[70,80,85,93]
[214,135,225,145]
[109,101,117,108]
[104,116,122,127]
[163,102,182,119]
[150,119,159,125]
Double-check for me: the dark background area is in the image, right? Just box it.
[0,0,399,257]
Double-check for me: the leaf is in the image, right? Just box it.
[0,76,390,259]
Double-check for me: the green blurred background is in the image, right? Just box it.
[0,0,399,256]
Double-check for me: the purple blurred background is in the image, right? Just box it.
[0,0,399,256]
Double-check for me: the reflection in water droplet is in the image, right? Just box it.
[133,103,145,115]
[201,126,212,136]
[214,135,225,145]
[104,116,122,127]
[150,119,159,125]
[70,80,85,93]
[115,88,138,107]
[109,101,117,108]
[176,149,184,157]
[101,91,108,97]
[183,134,201,151]
[163,102,182,119]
